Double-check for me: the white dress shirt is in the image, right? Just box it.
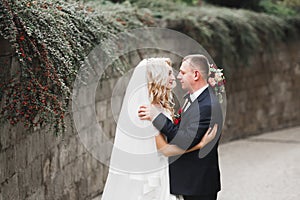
[183,84,209,112]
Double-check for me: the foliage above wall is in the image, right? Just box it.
[131,0,300,66]
[0,0,152,133]
[0,0,299,134]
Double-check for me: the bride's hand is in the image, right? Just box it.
[185,124,218,153]
[200,124,218,147]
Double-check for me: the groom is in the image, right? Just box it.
[138,54,223,200]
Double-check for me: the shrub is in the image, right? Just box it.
[0,0,151,133]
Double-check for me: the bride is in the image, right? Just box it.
[101,58,217,200]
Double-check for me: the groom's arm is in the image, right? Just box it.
[153,105,211,150]
[152,113,179,140]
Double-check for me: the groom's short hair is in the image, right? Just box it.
[183,54,210,80]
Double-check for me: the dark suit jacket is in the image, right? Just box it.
[153,87,223,196]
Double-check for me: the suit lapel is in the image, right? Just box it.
[182,88,209,114]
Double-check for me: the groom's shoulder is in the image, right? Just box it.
[197,87,211,104]
[197,87,221,109]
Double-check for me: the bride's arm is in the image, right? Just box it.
[156,124,218,157]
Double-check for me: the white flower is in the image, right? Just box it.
[208,77,217,87]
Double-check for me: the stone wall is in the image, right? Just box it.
[0,37,106,200]
[222,41,300,141]
[1,36,300,200]
[0,115,105,200]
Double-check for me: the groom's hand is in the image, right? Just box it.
[138,104,162,121]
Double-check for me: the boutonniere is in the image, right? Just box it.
[173,108,182,125]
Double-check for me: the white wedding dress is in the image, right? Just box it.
[101,59,180,200]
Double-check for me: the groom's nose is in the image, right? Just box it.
[177,73,181,80]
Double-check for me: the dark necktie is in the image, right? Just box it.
[182,94,192,112]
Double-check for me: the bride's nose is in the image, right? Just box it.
[171,73,175,80]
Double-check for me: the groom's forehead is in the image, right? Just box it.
[180,60,191,70]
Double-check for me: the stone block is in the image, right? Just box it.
[15,138,27,170]
[92,195,102,200]
[0,152,6,184]
[102,165,109,185]
[95,100,107,122]
[37,132,46,156]
[97,140,113,168]
[5,146,15,180]
[43,157,50,184]
[102,119,111,139]
[87,170,103,198]
[50,146,59,180]
[43,129,63,152]
[62,163,73,188]
[256,109,266,124]
[78,105,95,132]
[86,149,102,172]
[26,134,34,165]
[73,84,97,109]
[64,186,77,200]
[26,188,45,200]
[77,178,88,200]
[283,102,296,120]
[0,123,14,150]
[77,138,87,156]
[77,124,102,158]
[2,174,19,200]
[68,136,79,162]
[17,166,31,199]
[243,123,258,135]
[13,123,29,141]
[109,78,118,91]
[106,100,113,119]
[270,117,280,130]
[96,80,112,102]
[92,126,104,147]
[59,143,70,169]
[82,153,92,178]
[110,95,123,122]
[110,122,117,138]
[30,156,43,193]
[28,132,41,164]
[71,156,84,183]
[65,114,76,138]
[53,172,64,200]
[91,155,102,173]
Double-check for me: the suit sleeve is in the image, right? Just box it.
[198,99,224,158]
[153,104,211,150]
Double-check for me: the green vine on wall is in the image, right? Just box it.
[0,0,152,134]
[133,0,300,68]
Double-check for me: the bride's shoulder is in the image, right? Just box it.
[162,109,172,120]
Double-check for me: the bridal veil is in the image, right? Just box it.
[101,58,173,200]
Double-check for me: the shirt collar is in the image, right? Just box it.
[190,84,209,102]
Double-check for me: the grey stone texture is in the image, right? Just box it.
[223,42,300,142]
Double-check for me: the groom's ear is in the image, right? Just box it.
[194,70,201,81]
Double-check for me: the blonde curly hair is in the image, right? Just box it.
[146,58,175,118]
